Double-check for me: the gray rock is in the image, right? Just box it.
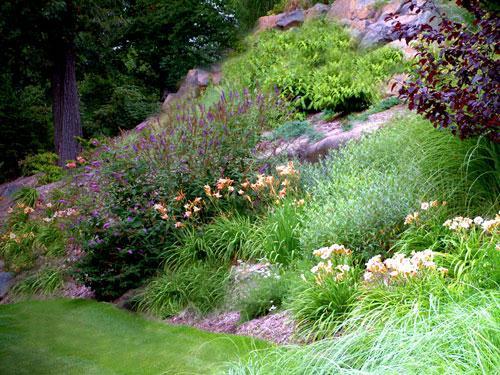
[305,3,331,20]
[276,9,305,29]
[359,1,440,48]
[0,272,14,300]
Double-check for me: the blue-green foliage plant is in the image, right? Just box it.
[299,114,500,260]
[269,120,324,142]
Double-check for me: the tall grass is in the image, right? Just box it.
[12,267,64,297]
[243,200,304,264]
[136,262,230,318]
[228,291,500,374]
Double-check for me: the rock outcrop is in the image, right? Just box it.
[327,0,439,48]
[162,67,222,109]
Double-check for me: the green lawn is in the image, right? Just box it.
[0,299,269,375]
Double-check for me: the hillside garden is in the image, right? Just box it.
[0,1,499,374]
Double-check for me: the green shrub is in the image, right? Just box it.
[136,262,230,318]
[12,267,64,296]
[74,90,292,300]
[19,152,64,185]
[222,20,403,112]
[82,83,159,137]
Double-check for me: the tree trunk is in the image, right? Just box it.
[52,41,82,166]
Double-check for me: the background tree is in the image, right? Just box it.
[0,0,281,181]
[126,0,237,98]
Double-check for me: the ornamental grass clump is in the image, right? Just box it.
[229,291,500,374]
[289,244,359,340]
[1,200,71,272]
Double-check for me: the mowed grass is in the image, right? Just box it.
[0,299,269,375]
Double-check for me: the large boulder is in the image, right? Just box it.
[326,0,439,48]
[162,67,222,110]
[304,3,331,21]
[359,1,440,48]
[327,0,381,31]
[276,9,305,29]
[257,9,305,32]
[257,14,280,32]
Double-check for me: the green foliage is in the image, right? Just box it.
[346,96,401,124]
[0,216,66,272]
[394,212,500,290]
[80,80,159,137]
[74,198,167,301]
[321,108,338,122]
[223,20,403,112]
[136,262,230,318]
[288,260,360,340]
[244,200,304,264]
[74,90,291,300]
[19,152,64,185]
[269,120,323,142]
[127,0,237,93]
[168,214,255,267]
[352,271,452,327]
[271,0,330,13]
[0,79,52,182]
[13,187,39,208]
[12,267,64,297]
[229,291,500,374]
[342,96,401,130]
[299,114,499,260]
[237,272,291,322]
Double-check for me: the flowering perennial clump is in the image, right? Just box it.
[404,200,446,225]
[309,244,352,285]
[7,202,35,215]
[363,250,447,284]
[153,203,169,220]
[313,244,352,259]
[204,161,300,206]
[443,212,500,234]
[1,231,35,244]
